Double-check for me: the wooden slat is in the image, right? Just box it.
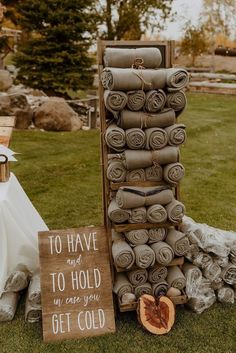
[0,116,16,127]
[0,127,13,137]
[113,222,178,233]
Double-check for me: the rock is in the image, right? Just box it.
[121,293,136,304]
[34,99,83,131]
[0,70,13,91]
[166,287,182,297]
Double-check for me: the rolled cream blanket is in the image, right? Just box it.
[163,162,185,185]
[103,47,162,69]
[101,68,189,91]
[25,295,42,323]
[211,279,224,291]
[113,273,133,298]
[125,229,149,246]
[145,90,166,113]
[145,164,163,181]
[133,244,155,269]
[147,204,168,223]
[116,186,173,209]
[221,263,236,285]
[166,200,185,224]
[129,207,147,224]
[28,273,41,305]
[151,241,174,265]
[127,268,148,286]
[126,169,145,182]
[104,90,128,117]
[125,128,146,149]
[202,262,221,282]
[105,124,126,152]
[107,159,126,182]
[214,255,229,268]
[118,109,176,129]
[182,263,202,298]
[152,280,169,297]
[193,252,213,269]
[148,266,168,283]
[166,91,187,115]
[108,199,130,223]
[134,282,152,298]
[112,240,135,269]
[165,124,186,146]
[4,270,29,292]
[217,286,234,304]
[165,228,190,256]
[145,127,168,150]
[0,292,19,322]
[148,228,167,243]
[187,291,216,314]
[167,266,186,290]
[123,147,179,170]
[127,90,146,111]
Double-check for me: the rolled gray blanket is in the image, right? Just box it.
[108,199,130,223]
[123,147,179,170]
[112,240,135,269]
[145,164,163,181]
[101,68,189,91]
[165,228,190,256]
[165,124,186,146]
[127,268,148,286]
[126,169,145,182]
[217,286,234,304]
[166,200,185,223]
[116,186,173,209]
[104,90,128,117]
[167,266,186,290]
[182,263,202,298]
[107,159,126,182]
[166,91,187,115]
[134,282,152,298]
[202,262,221,282]
[221,263,236,285]
[148,228,167,243]
[111,229,123,242]
[0,292,19,322]
[166,68,189,91]
[147,204,168,223]
[118,109,176,129]
[105,124,126,152]
[113,273,133,298]
[214,255,229,268]
[133,244,155,269]
[145,90,166,113]
[148,266,168,283]
[145,127,168,150]
[103,47,162,69]
[125,229,149,246]
[127,90,146,111]
[25,295,42,323]
[125,128,146,149]
[129,207,147,224]
[163,162,185,185]
[152,280,168,297]
[151,241,174,265]
[28,273,41,305]
[4,270,29,292]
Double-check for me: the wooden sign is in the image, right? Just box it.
[38,226,116,342]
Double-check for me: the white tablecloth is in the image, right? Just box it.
[0,173,48,295]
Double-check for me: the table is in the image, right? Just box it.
[0,173,48,295]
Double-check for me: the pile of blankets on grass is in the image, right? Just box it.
[180,216,236,313]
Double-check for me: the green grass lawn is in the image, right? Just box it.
[0,93,236,353]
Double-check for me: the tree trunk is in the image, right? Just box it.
[105,0,114,40]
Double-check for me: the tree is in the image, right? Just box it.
[98,0,174,40]
[13,0,98,96]
[180,21,208,66]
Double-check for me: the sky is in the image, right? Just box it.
[160,0,203,40]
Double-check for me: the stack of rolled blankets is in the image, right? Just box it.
[0,271,41,323]
[100,46,190,307]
